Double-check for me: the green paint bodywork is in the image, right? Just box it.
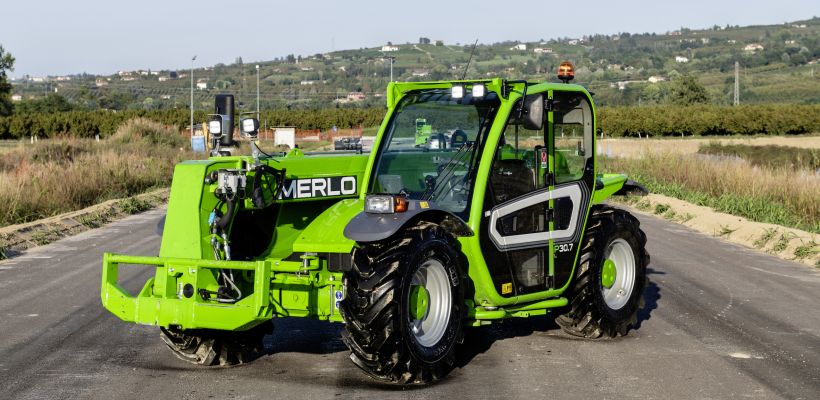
[409,285,429,320]
[101,78,633,333]
[601,259,617,289]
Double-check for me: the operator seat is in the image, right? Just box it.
[490,158,534,204]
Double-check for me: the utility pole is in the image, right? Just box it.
[255,65,260,119]
[191,55,197,138]
[733,61,740,106]
[384,56,395,82]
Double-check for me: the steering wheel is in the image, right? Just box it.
[450,129,468,148]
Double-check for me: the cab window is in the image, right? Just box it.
[552,91,593,184]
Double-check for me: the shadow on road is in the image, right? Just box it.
[636,267,663,330]
[265,318,347,355]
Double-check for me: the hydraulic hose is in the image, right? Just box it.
[252,165,286,208]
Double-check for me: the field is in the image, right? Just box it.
[599,135,820,234]
[0,119,194,227]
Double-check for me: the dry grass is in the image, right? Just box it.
[0,119,193,227]
[602,151,820,233]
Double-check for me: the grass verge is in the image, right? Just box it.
[0,118,194,227]
[601,152,820,234]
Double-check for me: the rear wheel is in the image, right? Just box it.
[340,222,465,384]
[159,322,271,366]
[556,206,649,338]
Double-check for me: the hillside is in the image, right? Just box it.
[10,17,820,111]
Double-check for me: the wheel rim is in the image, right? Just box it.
[408,258,452,347]
[600,238,636,310]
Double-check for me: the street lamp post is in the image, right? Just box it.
[255,64,260,119]
[387,56,395,82]
[190,55,197,138]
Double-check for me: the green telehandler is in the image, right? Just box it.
[101,62,649,384]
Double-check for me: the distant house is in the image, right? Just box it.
[160,95,171,100]
[95,78,109,87]
[533,47,553,54]
[744,43,764,52]
[11,94,22,102]
[411,69,429,77]
[648,76,667,83]
[419,37,431,45]
[300,80,316,85]
[727,39,737,44]
[510,43,527,51]
[614,80,641,90]
[122,76,136,82]
[346,92,365,101]
[196,82,208,90]
[567,39,579,45]
[785,40,797,45]
[675,56,689,63]
[158,76,171,82]
[381,45,399,52]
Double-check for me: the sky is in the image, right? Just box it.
[1,0,818,78]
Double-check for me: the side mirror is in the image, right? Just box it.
[521,94,544,130]
[241,117,260,138]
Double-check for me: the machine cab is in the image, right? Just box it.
[480,86,596,297]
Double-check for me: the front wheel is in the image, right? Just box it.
[556,206,649,338]
[159,322,271,366]
[340,222,465,384]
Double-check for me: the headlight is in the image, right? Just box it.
[451,85,464,99]
[208,120,222,135]
[365,195,408,214]
[241,118,259,135]
[471,84,485,98]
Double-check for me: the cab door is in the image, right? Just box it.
[547,89,595,289]
[480,90,594,297]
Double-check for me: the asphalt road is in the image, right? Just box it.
[1,207,818,399]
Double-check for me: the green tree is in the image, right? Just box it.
[0,45,16,116]
[669,74,709,105]
[13,93,77,113]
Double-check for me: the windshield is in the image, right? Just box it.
[371,89,500,217]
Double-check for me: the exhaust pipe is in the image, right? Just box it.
[214,94,235,147]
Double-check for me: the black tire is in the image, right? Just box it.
[340,222,465,384]
[556,206,649,338]
[159,321,272,366]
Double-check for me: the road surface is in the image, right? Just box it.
[1,208,818,399]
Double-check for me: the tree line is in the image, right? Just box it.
[2,104,819,140]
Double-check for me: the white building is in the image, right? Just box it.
[648,76,667,83]
[11,94,22,102]
[744,43,764,52]
[533,47,553,54]
[675,56,689,63]
[196,82,208,90]
[381,45,399,52]
[509,43,527,51]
